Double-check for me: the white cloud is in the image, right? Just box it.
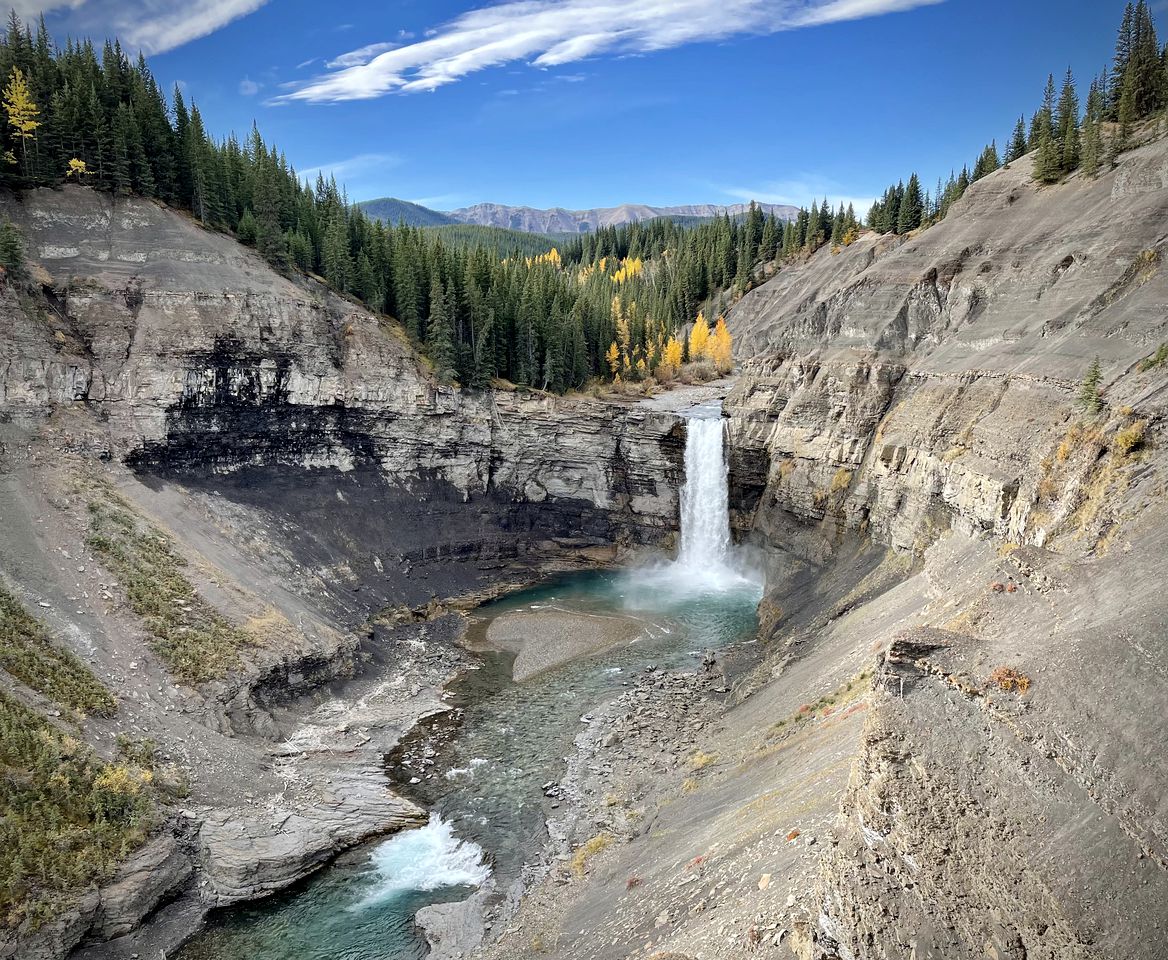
[17,0,269,54]
[327,41,402,69]
[238,76,261,95]
[279,0,942,103]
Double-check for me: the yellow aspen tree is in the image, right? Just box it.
[4,67,40,175]
[711,315,733,373]
[605,341,620,379]
[688,312,711,362]
[66,158,89,177]
[663,335,683,372]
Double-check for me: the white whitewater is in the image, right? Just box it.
[677,405,733,574]
[351,813,490,910]
[628,400,758,595]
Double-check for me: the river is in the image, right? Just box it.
[176,403,762,960]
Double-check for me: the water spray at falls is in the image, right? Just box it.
[677,407,732,574]
[638,399,760,594]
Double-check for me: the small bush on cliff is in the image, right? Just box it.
[86,494,254,684]
[0,584,115,715]
[1138,344,1168,371]
[570,833,613,877]
[0,690,154,932]
[0,217,24,283]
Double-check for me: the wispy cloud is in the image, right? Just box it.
[18,0,268,54]
[238,76,261,96]
[297,152,403,184]
[719,175,875,215]
[279,0,941,103]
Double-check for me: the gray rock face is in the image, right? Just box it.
[0,187,684,549]
[85,837,192,942]
[713,142,1168,958]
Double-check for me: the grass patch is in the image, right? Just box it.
[0,584,115,716]
[1113,419,1147,457]
[570,832,613,877]
[0,689,154,932]
[86,495,254,684]
[987,666,1031,694]
[687,749,718,771]
[770,670,872,735]
[1138,343,1168,372]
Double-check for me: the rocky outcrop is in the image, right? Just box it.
[714,143,1168,957]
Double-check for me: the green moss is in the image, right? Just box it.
[0,690,154,931]
[86,496,252,684]
[0,585,115,715]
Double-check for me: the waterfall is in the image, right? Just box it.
[677,406,732,572]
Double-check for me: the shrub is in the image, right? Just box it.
[0,585,115,715]
[570,833,612,877]
[687,750,717,771]
[987,666,1031,693]
[1137,343,1168,371]
[1113,420,1147,457]
[0,691,153,931]
[86,495,254,684]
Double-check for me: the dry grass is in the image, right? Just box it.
[86,492,255,684]
[987,666,1031,694]
[570,832,613,877]
[688,749,718,771]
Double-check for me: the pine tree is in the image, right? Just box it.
[1033,125,1062,183]
[896,173,924,233]
[1006,117,1028,163]
[426,277,457,382]
[972,141,1000,181]
[0,216,24,281]
[1078,356,1104,414]
[1055,68,1081,173]
[1081,79,1104,177]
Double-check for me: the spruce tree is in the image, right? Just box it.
[1006,117,1028,163]
[896,173,923,234]
[426,278,457,383]
[1055,69,1081,174]
[1078,356,1104,414]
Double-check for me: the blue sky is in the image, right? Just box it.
[28,0,1134,211]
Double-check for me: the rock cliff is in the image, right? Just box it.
[479,141,1168,959]
[3,130,1168,960]
[0,185,693,959]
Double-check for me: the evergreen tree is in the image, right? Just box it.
[896,173,924,234]
[426,277,457,382]
[1055,68,1081,173]
[972,141,1000,180]
[0,215,24,280]
[1078,356,1104,414]
[1006,117,1028,162]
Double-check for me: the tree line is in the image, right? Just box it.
[0,12,770,391]
[862,1,1168,239]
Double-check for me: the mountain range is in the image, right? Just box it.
[357,198,799,234]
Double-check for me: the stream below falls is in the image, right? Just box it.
[176,405,762,960]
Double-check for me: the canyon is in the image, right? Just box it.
[1,134,1167,960]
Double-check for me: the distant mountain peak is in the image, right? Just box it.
[358,197,798,233]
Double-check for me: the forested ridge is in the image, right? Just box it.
[0,5,1163,391]
[863,1,1168,238]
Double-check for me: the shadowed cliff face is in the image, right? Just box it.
[0,186,688,619]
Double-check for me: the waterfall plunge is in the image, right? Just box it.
[664,401,756,593]
[677,408,732,573]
